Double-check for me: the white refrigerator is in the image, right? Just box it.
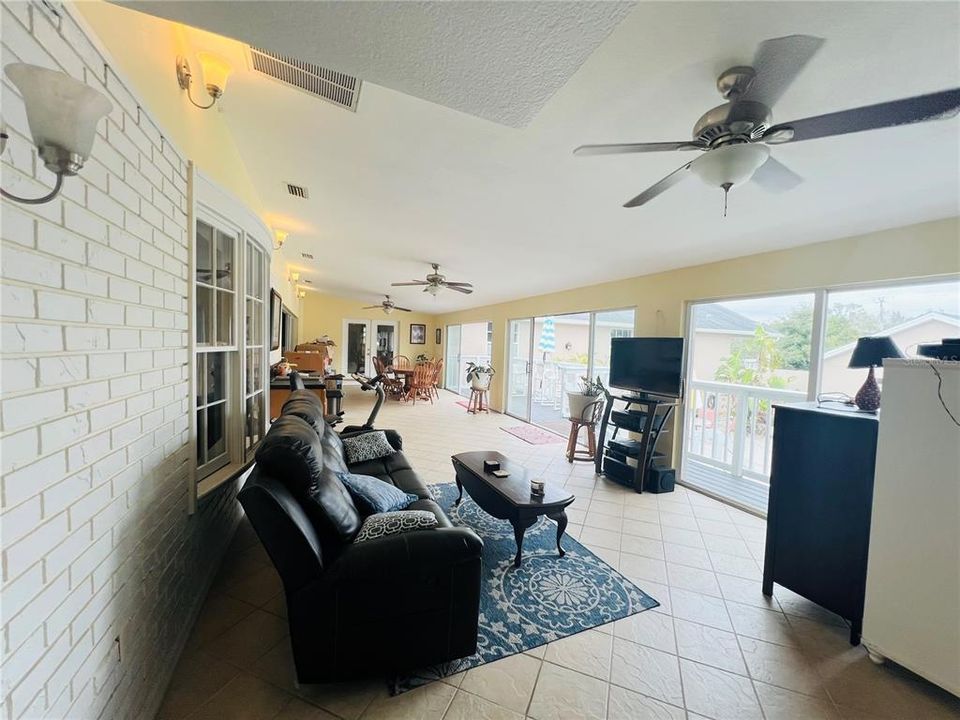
[863,358,960,696]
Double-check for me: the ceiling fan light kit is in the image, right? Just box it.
[573,34,960,212]
[390,263,474,297]
[690,143,770,188]
[362,294,412,314]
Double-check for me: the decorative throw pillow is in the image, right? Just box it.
[353,510,438,544]
[338,472,418,515]
[342,430,395,464]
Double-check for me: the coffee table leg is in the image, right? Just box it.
[512,521,525,568]
[548,510,568,558]
[454,475,463,506]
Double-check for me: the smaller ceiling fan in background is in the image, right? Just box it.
[362,294,411,314]
[392,263,474,295]
[574,35,960,213]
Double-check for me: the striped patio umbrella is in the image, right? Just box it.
[538,317,556,353]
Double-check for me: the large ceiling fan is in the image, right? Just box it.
[392,263,474,295]
[362,294,411,314]
[574,35,960,211]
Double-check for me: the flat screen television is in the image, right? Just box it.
[608,337,684,397]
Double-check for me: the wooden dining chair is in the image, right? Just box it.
[393,354,411,370]
[373,356,404,399]
[408,361,435,405]
[430,358,444,399]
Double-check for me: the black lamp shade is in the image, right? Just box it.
[848,336,905,368]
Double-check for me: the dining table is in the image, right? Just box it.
[388,365,416,399]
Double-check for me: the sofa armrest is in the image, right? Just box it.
[323,526,482,583]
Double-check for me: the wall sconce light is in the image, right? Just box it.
[176,52,231,110]
[289,272,300,282]
[297,289,307,299]
[273,229,288,250]
[1,64,112,205]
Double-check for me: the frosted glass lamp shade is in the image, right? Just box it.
[273,229,288,249]
[425,285,440,296]
[198,52,232,97]
[384,305,394,314]
[5,63,112,175]
[690,144,770,188]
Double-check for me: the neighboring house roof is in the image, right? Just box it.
[549,309,635,327]
[823,311,960,359]
[693,304,758,332]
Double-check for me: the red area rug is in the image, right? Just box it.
[501,424,565,445]
[455,399,470,410]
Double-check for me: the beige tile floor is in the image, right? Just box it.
[158,386,960,720]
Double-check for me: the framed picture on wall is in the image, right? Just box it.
[410,323,426,345]
[435,328,442,345]
[270,289,282,350]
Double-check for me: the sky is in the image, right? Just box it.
[716,279,960,325]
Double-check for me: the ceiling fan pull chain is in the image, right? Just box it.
[721,182,732,217]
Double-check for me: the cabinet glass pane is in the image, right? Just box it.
[196,286,214,345]
[206,402,227,460]
[196,355,204,406]
[247,241,264,300]
[246,349,262,394]
[254,250,263,299]
[200,352,226,403]
[246,298,262,345]
[216,230,234,290]
[216,290,234,345]
[196,408,206,465]
[245,393,264,454]
[196,221,213,285]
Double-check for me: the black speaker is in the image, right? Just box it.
[644,465,675,494]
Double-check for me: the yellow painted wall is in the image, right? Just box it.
[437,217,960,412]
[74,1,263,214]
[298,291,440,371]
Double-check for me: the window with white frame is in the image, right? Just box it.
[195,213,269,482]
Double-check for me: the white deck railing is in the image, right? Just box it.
[683,379,805,482]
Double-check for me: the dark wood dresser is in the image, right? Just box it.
[762,402,879,644]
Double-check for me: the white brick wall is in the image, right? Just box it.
[1,4,242,719]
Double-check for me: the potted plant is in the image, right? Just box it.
[415,353,430,364]
[465,361,495,390]
[567,375,605,419]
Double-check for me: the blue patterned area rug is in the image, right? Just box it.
[391,482,659,694]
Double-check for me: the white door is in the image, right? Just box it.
[342,319,398,376]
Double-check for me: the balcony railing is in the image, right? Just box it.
[683,379,805,482]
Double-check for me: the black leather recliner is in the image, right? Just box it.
[237,391,483,682]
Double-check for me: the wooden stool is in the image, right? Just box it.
[566,399,603,462]
[467,388,489,414]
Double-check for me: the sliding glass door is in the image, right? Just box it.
[444,321,493,396]
[682,294,813,512]
[507,309,635,433]
[681,277,960,514]
[507,318,532,417]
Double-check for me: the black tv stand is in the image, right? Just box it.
[595,390,679,493]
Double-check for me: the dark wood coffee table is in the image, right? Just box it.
[451,451,576,568]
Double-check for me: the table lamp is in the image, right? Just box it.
[848,337,904,412]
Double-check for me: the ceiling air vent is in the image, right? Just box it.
[286,183,309,199]
[301,252,315,261]
[250,47,360,111]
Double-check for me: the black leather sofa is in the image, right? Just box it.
[237,390,483,682]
